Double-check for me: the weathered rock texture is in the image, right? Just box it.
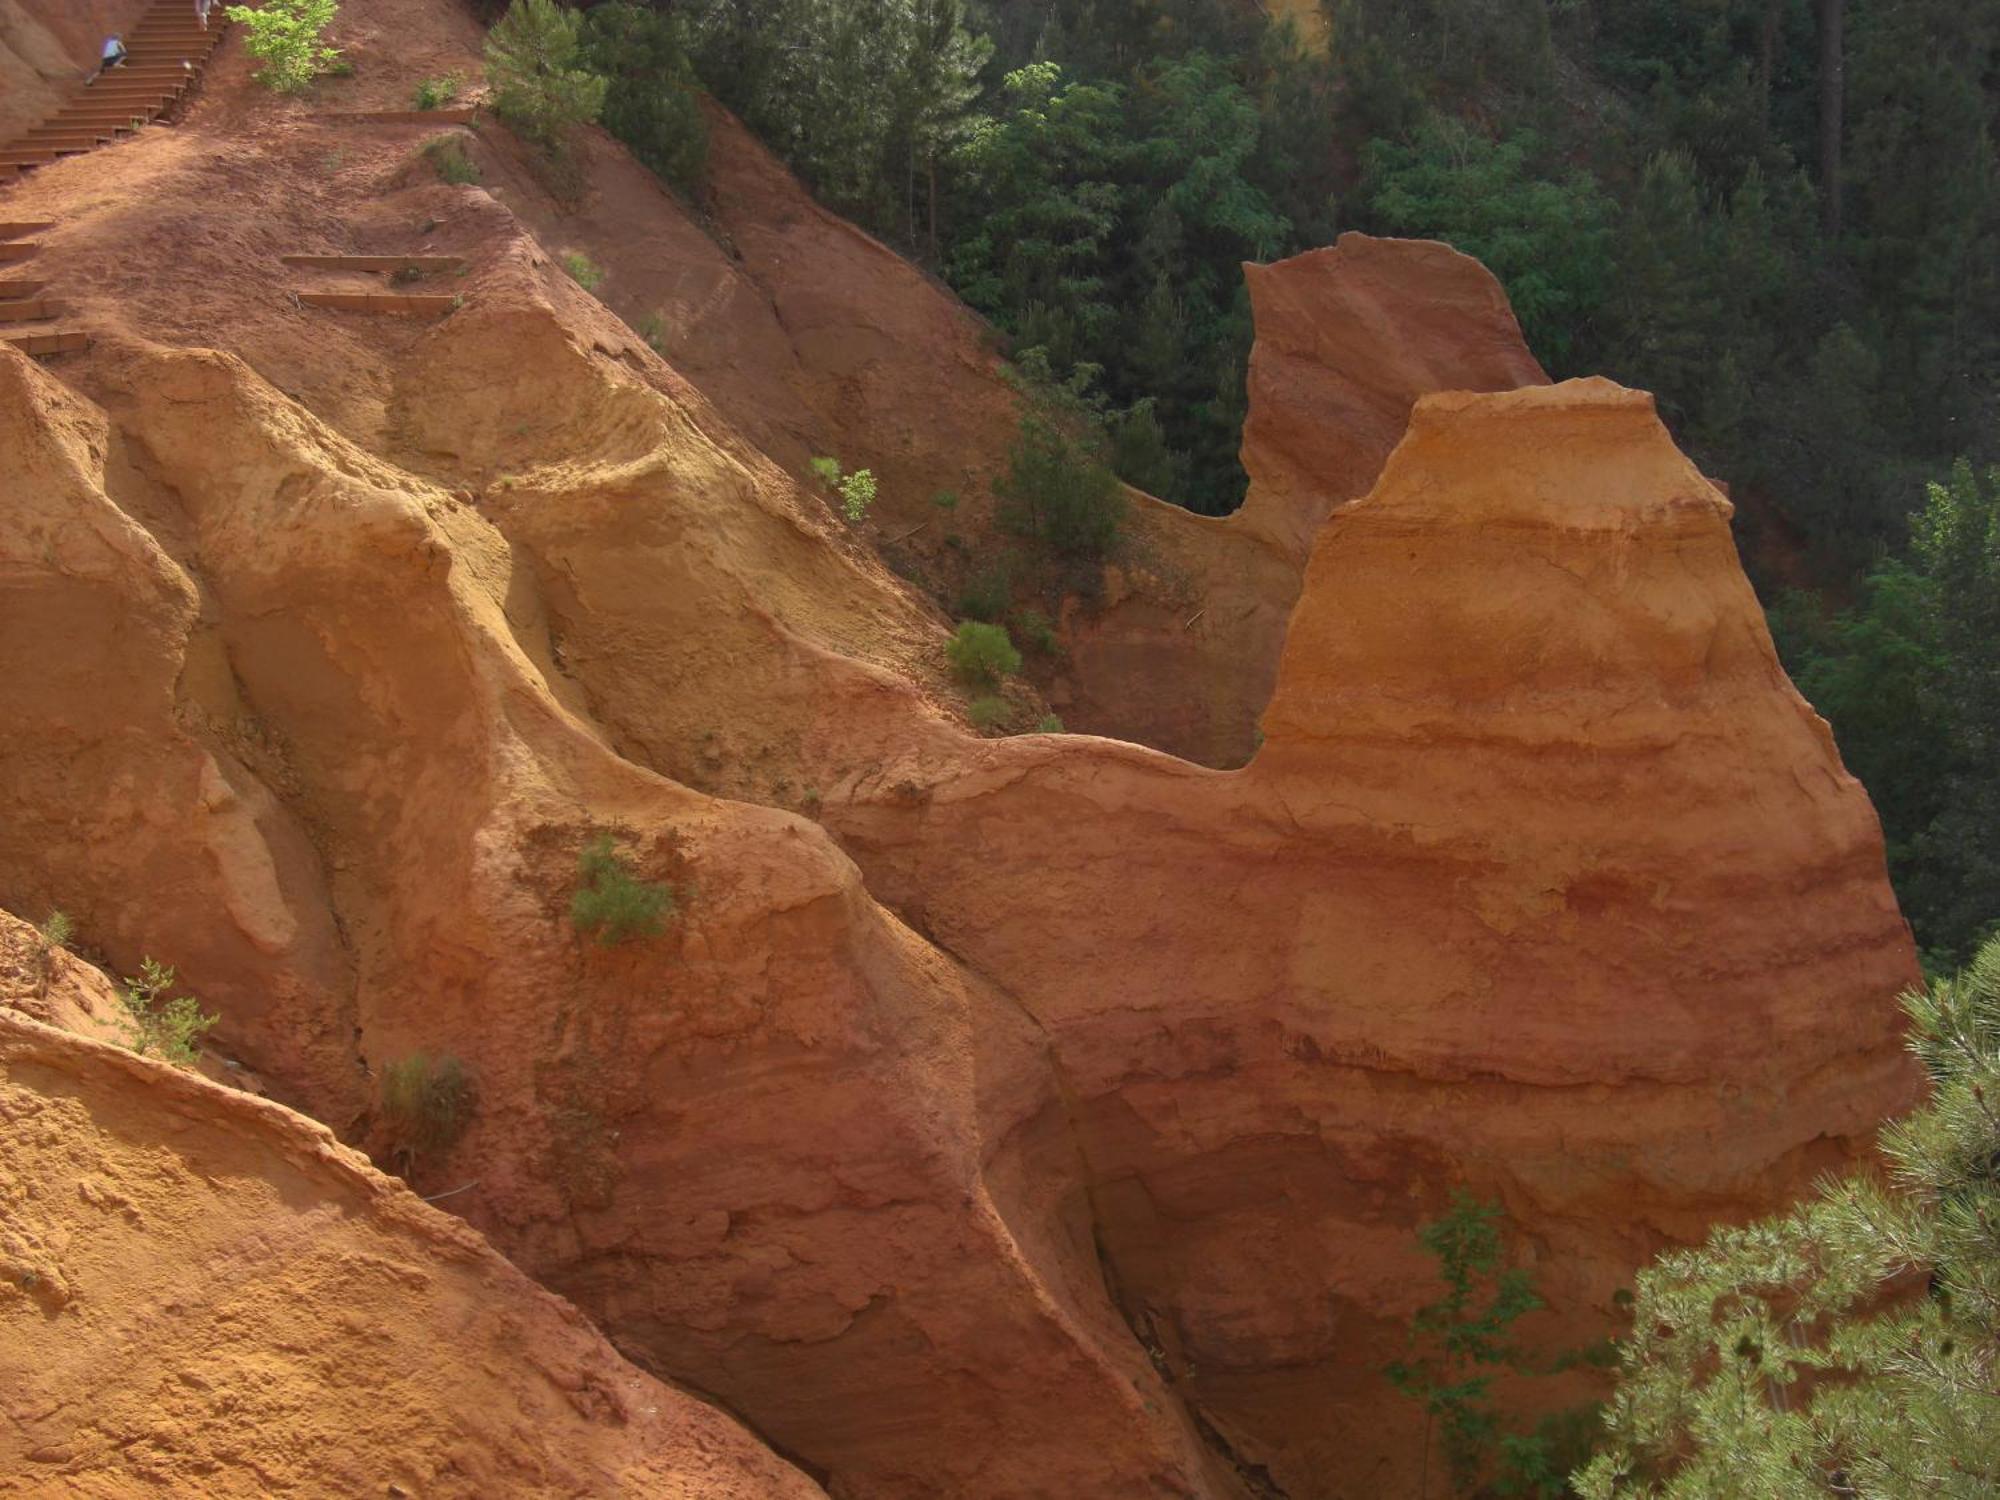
[0,3,1923,1495]
[820,378,1922,1490]
[0,985,824,1498]
[1057,237,1548,765]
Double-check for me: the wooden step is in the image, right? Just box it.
[45,113,156,128]
[21,136,113,152]
[0,281,46,298]
[0,299,61,323]
[66,96,175,115]
[79,85,181,101]
[296,292,461,315]
[126,37,222,55]
[0,244,42,262]
[0,148,84,167]
[0,222,55,240]
[3,330,88,357]
[281,254,468,273]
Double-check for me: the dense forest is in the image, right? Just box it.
[489,0,1998,964]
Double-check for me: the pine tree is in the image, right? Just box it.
[1577,934,2000,1497]
[486,0,607,150]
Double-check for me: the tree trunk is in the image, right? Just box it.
[1817,0,1845,236]
[1757,0,1781,113]
[927,155,939,264]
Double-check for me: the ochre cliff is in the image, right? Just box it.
[0,922,823,1498]
[1056,236,1548,765]
[823,379,1921,1487]
[0,3,1924,1496]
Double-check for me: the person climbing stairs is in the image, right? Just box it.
[0,0,230,183]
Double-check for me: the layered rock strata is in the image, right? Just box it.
[0,989,823,1499]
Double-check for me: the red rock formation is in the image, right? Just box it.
[821,379,1922,1493]
[1058,236,1548,764]
[0,946,823,1498]
[0,5,1925,1494]
[0,335,1222,1497]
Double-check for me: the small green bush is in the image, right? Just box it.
[805,456,875,524]
[486,0,606,150]
[424,135,479,184]
[38,910,72,949]
[931,490,960,512]
[996,404,1127,561]
[121,959,219,1068]
[570,833,674,945]
[1035,713,1065,733]
[638,311,668,351]
[561,251,605,292]
[380,1051,474,1164]
[413,71,461,110]
[226,0,342,93]
[1011,606,1060,655]
[968,696,1011,731]
[837,470,876,524]
[947,621,1021,688]
[955,561,1012,622]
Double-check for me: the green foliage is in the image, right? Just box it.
[121,959,219,1068]
[805,456,877,522]
[579,1,708,195]
[1775,461,2000,967]
[38,910,72,949]
[1010,606,1059,655]
[486,0,607,150]
[966,694,1010,730]
[681,0,990,241]
[1387,1190,1563,1496]
[424,134,480,184]
[569,834,674,945]
[413,72,461,110]
[561,251,604,292]
[1577,935,2000,1497]
[639,311,668,351]
[1035,713,1065,733]
[379,1051,475,1165]
[943,54,1287,512]
[953,560,1012,622]
[838,469,877,524]
[1364,115,1614,363]
[946,620,1020,688]
[991,360,1128,559]
[225,0,341,93]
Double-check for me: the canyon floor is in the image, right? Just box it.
[0,2,1923,1496]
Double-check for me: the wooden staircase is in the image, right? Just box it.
[0,1,229,183]
[0,223,87,357]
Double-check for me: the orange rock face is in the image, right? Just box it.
[0,325,1220,1497]
[822,379,1922,1491]
[1059,236,1549,765]
[0,976,823,1498]
[0,10,1925,1495]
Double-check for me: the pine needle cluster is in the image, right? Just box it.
[1579,936,2000,1497]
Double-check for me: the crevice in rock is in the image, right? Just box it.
[913,920,1284,1497]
